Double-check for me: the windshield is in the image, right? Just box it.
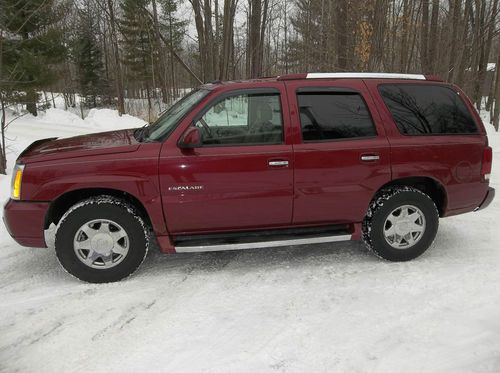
[144,89,210,141]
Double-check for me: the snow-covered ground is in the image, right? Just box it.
[1,108,500,372]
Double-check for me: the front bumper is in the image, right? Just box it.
[476,187,495,211]
[3,199,49,247]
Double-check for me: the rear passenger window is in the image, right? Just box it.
[379,84,478,135]
[297,93,377,141]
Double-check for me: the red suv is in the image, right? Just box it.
[3,73,495,283]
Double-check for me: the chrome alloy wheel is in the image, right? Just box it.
[383,205,426,249]
[73,219,129,269]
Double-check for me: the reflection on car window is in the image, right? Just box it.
[297,93,376,141]
[194,93,283,146]
[379,84,478,135]
[146,89,209,141]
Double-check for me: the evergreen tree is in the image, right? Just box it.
[72,5,107,108]
[0,0,66,116]
[120,0,156,87]
[160,0,187,51]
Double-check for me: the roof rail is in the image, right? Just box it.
[307,72,426,80]
[277,72,443,81]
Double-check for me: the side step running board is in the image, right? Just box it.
[175,234,352,253]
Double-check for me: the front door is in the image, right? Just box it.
[286,79,392,225]
[159,87,294,234]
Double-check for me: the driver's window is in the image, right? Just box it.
[194,92,283,146]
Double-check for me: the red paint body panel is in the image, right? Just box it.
[285,79,392,224]
[3,77,494,250]
[18,129,140,164]
[3,200,49,247]
[160,144,294,233]
[20,140,167,237]
[364,79,489,215]
[159,81,294,234]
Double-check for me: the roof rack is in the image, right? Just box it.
[277,72,442,81]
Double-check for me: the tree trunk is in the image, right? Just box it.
[492,39,500,130]
[259,0,269,75]
[204,0,215,80]
[399,0,410,72]
[151,0,169,103]
[25,89,38,116]
[191,0,209,81]
[472,0,487,110]
[447,0,461,82]
[107,0,125,115]
[455,0,472,87]
[0,34,4,174]
[420,0,430,73]
[336,0,348,70]
[367,0,387,71]
[428,0,439,73]
[283,1,289,74]
[476,0,497,108]
[0,94,6,175]
[219,0,237,80]
[168,10,177,100]
[249,0,262,78]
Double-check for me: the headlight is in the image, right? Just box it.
[11,164,25,200]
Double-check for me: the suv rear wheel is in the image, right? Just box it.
[55,196,149,283]
[362,186,439,261]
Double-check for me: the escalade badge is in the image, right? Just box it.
[168,185,204,191]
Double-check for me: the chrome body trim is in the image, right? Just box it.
[361,155,380,161]
[175,234,352,253]
[268,160,289,167]
[306,73,426,80]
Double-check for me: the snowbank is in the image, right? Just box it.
[86,108,146,129]
[35,107,146,130]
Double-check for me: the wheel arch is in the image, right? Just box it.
[376,176,448,216]
[45,188,152,230]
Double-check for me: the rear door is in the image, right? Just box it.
[365,80,488,214]
[286,79,392,225]
[159,85,294,234]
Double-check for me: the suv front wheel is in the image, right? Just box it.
[362,186,439,261]
[55,195,149,283]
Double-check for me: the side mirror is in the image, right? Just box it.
[178,127,201,149]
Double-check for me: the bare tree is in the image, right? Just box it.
[219,0,238,80]
[247,0,270,78]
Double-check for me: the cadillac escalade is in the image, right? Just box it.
[3,73,495,282]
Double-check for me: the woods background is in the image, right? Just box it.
[1,0,500,173]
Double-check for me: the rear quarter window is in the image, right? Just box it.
[378,84,478,135]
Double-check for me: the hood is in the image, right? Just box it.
[18,128,141,163]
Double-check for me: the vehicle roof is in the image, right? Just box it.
[200,73,444,91]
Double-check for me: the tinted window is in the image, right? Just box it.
[379,84,478,135]
[297,93,376,141]
[194,93,282,146]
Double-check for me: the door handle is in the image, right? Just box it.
[268,160,289,167]
[360,154,380,162]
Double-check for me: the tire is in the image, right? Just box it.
[55,195,149,283]
[362,186,439,261]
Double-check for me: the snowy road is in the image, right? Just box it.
[1,109,500,372]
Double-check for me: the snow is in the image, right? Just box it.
[1,108,500,372]
[466,63,496,72]
[36,107,146,130]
